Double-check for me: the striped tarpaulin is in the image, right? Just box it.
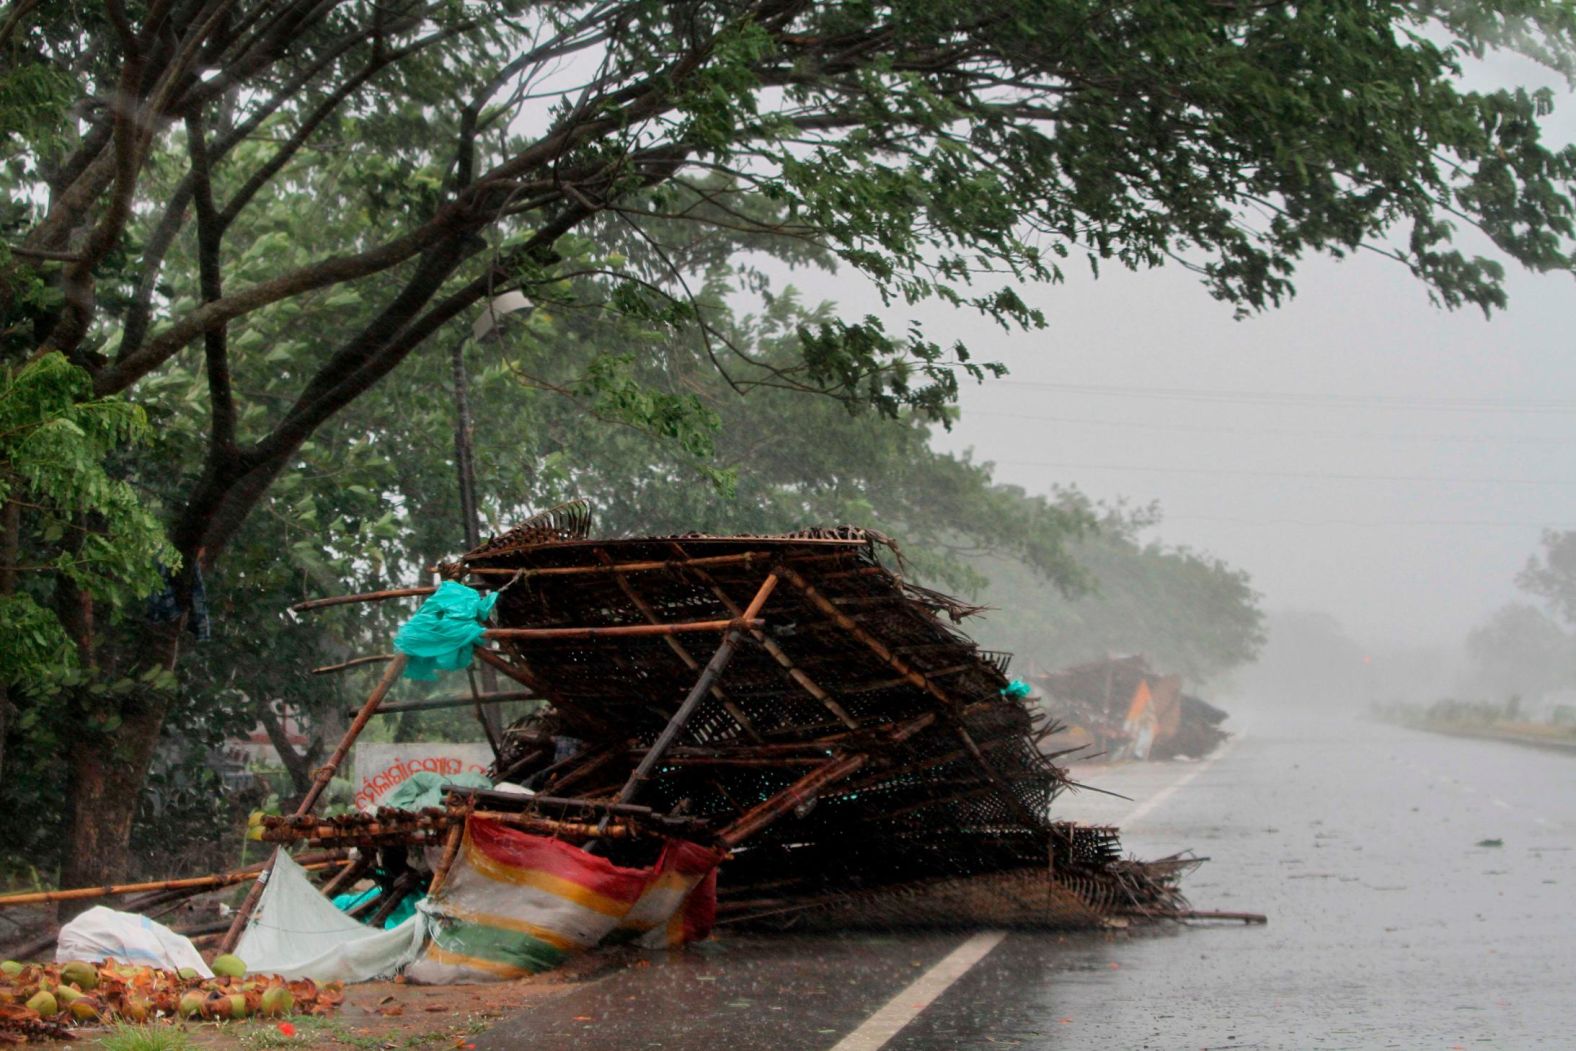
[406,817,724,983]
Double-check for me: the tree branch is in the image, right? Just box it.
[185,110,235,452]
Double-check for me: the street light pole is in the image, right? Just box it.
[452,292,532,747]
[452,291,531,551]
[450,336,481,552]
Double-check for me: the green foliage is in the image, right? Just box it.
[0,355,173,685]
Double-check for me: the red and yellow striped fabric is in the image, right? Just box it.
[405,817,724,983]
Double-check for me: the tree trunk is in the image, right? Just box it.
[0,495,19,781]
[257,700,314,797]
[57,623,180,914]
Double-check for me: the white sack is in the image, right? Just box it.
[56,905,213,977]
[233,853,426,983]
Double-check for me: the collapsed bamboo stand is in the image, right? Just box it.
[336,508,1196,928]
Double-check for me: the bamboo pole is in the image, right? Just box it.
[468,666,501,756]
[352,689,535,716]
[426,822,465,899]
[453,547,862,578]
[217,653,410,954]
[262,812,635,845]
[776,565,1048,832]
[306,653,410,814]
[0,859,342,909]
[483,617,760,641]
[442,788,681,819]
[472,647,545,691]
[492,745,549,785]
[717,712,936,847]
[291,587,437,613]
[1174,909,1267,924]
[318,852,374,899]
[679,554,859,730]
[473,811,631,838]
[312,653,396,675]
[606,575,779,813]
[655,755,826,768]
[366,871,420,927]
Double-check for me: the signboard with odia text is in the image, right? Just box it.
[352,742,493,811]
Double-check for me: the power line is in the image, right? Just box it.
[1162,515,1574,530]
[985,379,1576,414]
[968,410,1575,446]
[993,458,1574,487]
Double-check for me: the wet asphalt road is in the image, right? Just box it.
[475,711,1576,1050]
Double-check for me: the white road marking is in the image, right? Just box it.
[827,931,1007,1051]
[1120,733,1241,828]
[831,738,1247,1050]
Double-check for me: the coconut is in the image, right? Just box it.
[258,986,294,1017]
[176,967,200,981]
[69,997,101,1021]
[60,961,99,991]
[227,993,248,1019]
[55,985,83,1006]
[122,996,152,1023]
[25,990,57,1017]
[178,991,205,1019]
[0,961,22,977]
[211,954,246,979]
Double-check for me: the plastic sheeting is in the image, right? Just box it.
[392,581,497,680]
[405,817,723,984]
[57,906,213,977]
[384,770,492,812]
[234,854,426,983]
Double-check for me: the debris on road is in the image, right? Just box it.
[1031,655,1231,762]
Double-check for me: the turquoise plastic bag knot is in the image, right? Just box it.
[393,581,497,680]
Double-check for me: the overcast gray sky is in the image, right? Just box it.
[785,184,1572,653]
[786,251,1572,651]
[774,50,1576,654]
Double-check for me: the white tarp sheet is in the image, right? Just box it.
[233,853,427,983]
[57,906,213,977]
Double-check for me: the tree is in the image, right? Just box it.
[3,0,1576,886]
[967,505,1266,685]
[1519,530,1576,626]
[0,353,173,874]
[1463,602,1573,705]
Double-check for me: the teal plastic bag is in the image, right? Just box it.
[1000,678,1032,700]
[332,885,423,930]
[393,581,497,680]
[383,770,492,813]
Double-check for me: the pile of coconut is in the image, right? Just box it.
[0,955,342,1040]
